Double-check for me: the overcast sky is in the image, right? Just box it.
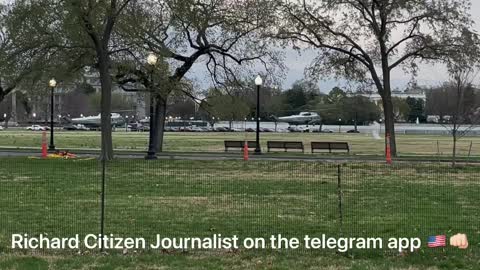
[3,0,480,93]
[270,1,480,92]
[188,2,480,93]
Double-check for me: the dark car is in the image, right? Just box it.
[215,127,230,132]
[347,129,360,133]
[288,126,304,133]
[130,123,149,132]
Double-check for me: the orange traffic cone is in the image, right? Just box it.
[386,133,392,165]
[41,131,48,158]
[243,141,249,161]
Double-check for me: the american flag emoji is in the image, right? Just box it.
[427,235,446,248]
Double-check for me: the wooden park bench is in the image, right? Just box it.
[311,142,350,153]
[224,140,258,152]
[267,141,304,153]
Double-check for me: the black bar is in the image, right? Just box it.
[100,158,106,252]
[255,85,261,154]
[337,164,343,235]
[145,70,157,160]
[48,87,55,151]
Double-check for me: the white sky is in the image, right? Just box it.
[277,1,480,92]
[3,0,480,92]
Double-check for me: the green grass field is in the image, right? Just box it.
[1,130,480,157]
[0,158,478,269]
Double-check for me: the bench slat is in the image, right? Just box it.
[224,141,258,151]
[267,141,304,153]
[311,142,350,153]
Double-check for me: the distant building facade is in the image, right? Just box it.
[359,90,426,106]
[2,68,147,125]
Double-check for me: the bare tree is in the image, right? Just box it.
[275,0,478,156]
[441,70,480,166]
[65,0,133,160]
[115,0,282,156]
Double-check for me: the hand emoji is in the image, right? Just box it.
[450,234,468,249]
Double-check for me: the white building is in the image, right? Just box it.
[360,90,426,106]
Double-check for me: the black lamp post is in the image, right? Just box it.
[145,53,159,160]
[254,75,263,154]
[48,79,57,151]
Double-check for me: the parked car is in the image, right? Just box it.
[0,126,4,130]
[179,127,192,132]
[190,127,204,132]
[27,125,47,131]
[288,126,308,133]
[215,127,230,132]
[130,123,149,132]
[347,129,360,133]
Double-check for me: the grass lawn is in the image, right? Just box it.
[0,158,479,269]
[0,130,480,157]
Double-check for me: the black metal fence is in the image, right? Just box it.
[0,158,478,256]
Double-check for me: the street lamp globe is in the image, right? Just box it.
[255,75,263,86]
[147,53,158,66]
[49,79,57,88]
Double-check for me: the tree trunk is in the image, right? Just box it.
[354,112,358,132]
[0,92,5,107]
[97,51,114,161]
[381,73,398,157]
[154,96,167,153]
[452,130,457,167]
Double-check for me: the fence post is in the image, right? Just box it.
[468,141,473,157]
[337,164,343,235]
[100,158,106,252]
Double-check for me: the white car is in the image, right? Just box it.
[27,125,47,131]
[0,126,4,130]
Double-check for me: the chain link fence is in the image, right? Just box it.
[0,158,478,256]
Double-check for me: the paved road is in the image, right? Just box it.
[1,148,479,164]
